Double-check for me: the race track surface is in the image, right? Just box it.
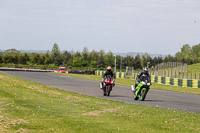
[1,71,200,113]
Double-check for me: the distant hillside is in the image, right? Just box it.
[0,49,48,53]
[114,52,166,58]
[19,50,48,53]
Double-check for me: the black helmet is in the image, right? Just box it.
[143,67,148,74]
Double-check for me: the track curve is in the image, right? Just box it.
[2,71,200,113]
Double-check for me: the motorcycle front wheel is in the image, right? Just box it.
[133,90,139,100]
[106,87,112,96]
[133,94,139,100]
[139,89,148,101]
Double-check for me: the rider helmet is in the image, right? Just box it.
[143,67,148,74]
[106,66,112,73]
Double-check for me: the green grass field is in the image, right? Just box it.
[59,73,200,95]
[0,72,200,132]
[188,63,200,73]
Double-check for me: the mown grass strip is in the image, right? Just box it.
[188,63,200,73]
[0,72,200,132]
[59,73,200,95]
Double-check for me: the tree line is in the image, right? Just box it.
[0,43,200,71]
[175,44,200,64]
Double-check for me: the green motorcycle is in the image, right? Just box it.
[131,75,151,101]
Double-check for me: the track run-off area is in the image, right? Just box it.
[1,71,200,113]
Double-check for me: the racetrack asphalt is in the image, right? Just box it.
[1,71,200,113]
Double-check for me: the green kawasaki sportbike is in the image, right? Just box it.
[131,75,151,101]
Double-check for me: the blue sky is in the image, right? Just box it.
[0,0,200,55]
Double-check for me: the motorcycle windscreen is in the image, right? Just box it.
[106,75,112,82]
[140,75,150,83]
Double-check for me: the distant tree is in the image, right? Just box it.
[191,44,200,63]
[0,53,3,63]
[3,53,15,63]
[3,49,20,64]
[123,55,134,67]
[44,51,51,65]
[181,44,192,60]
[62,51,72,66]
[175,44,193,64]
[82,47,89,59]
[74,51,81,57]
[38,53,46,65]
[97,50,105,68]
[18,53,29,64]
[29,53,38,65]
[134,54,142,69]
[175,52,182,62]
[7,43,200,70]
[51,43,62,66]
[104,51,114,68]
[141,53,151,68]
[164,55,175,62]
[14,54,19,64]
[157,56,163,64]
[81,47,89,67]
[116,55,122,70]
[73,51,81,67]
[89,50,99,68]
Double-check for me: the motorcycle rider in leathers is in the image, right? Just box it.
[135,67,151,89]
[102,66,116,96]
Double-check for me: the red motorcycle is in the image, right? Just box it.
[102,75,114,96]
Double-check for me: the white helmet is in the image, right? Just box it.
[143,67,148,74]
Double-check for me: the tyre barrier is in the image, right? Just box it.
[0,68,52,72]
[68,70,95,75]
[151,75,200,88]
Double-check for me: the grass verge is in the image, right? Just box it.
[188,63,200,73]
[59,73,200,95]
[0,72,200,132]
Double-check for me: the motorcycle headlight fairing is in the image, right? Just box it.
[142,81,146,85]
